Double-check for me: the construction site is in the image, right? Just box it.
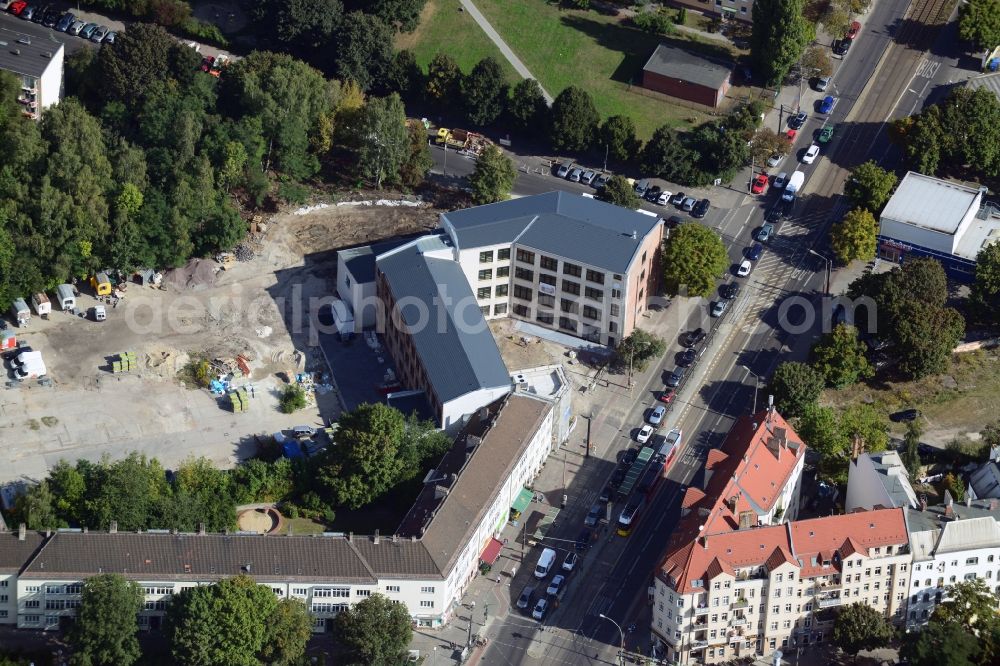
[0,197,439,485]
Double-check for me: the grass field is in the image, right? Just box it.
[402,0,729,139]
[823,349,1000,443]
[285,517,327,535]
[396,0,518,80]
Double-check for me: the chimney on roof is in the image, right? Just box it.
[851,434,864,461]
[109,521,117,534]
[198,523,205,536]
[702,536,708,550]
[18,524,25,541]
[374,529,380,545]
[767,428,787,459]
[944,489,954,507]
[919,495,927,512]
[82,527,87,534]
[966,493,972,507]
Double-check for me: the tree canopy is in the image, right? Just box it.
[830,207,878,264]
[845,161,898,214]
[971,241,1000,323]
[469,145,517,205]
[69,574,144,666]
[356,93,409,188]
[661,224,729,297]
[769,361,825,418]
[958,0,1000,51]
[549,86,599,152]
[600,115,641,162]
[833,603,894,657]
[751,0,809,85]
[597,175,641,209]
[462,57,507,127]
[508,79,549,134]
[903,579,1000,666]
[616,330,666,372]
[810,324,873,388]
[334,593,414,665]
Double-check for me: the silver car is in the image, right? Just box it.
[681,196,697,212]
[90,25,109,42]
[581,170,596,185]
[68,20,86,36]
[568,167,583,182]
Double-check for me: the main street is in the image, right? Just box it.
[471,0,957,662]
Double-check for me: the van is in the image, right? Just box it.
[634,179,650,197]
[534,548,556,578]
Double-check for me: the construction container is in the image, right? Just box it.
[30,293,50,317]
[90,273,112,296]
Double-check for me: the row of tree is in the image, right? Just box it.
[68,572,414,666]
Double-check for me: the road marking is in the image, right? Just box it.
[915,58,940,78]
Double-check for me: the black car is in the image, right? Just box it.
[31,4,46,22]
[833,39,850,56]
[645,185,662,202]
[575,528,592,551]
[746,243,764,261]
[622,448,638,466]
[670,191,686,206]
[691,198,710,218]
[720,282,741,300]
[666,215,683,230]
[683,328,707,348]
[789,112,808,130]
[890,408,921,423]
[42,7,60,26]
[610,467,627,488]
[598,486,612,503]
[665,367,687,388]
[20,5,36,20]
[677,348,697,368]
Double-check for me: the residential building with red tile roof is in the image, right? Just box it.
[651,409,912,665]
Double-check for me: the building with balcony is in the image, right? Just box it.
[0,393,557,632]
[0,26,63,120]
[652,508,910,665]
[440,191,664,348]
[846,451,919,512]
[905,493,1000,629]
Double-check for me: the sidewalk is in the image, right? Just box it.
[407,299,699,664]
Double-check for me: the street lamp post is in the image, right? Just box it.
[740,365,762,415]
[808,248,833,295]
[599,613,626,666]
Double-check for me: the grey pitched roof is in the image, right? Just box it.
[0,25,63,78]
[339,237,422,286]
[377,234,510,404]
[906,498,1000,536]
[862,452,918,508]
[0,530,44,573]
[18,531,445,582]
[441,191,662,273]
[642,44,732,90]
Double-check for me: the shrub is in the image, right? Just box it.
[676,7,687,24]
[633,10,676,35]
[279,385,308,413]
[179,18,230,48]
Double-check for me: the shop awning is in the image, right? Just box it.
[511,487,533,515]
[480,538,503,565]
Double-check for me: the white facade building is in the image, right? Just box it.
[0,26,64,120]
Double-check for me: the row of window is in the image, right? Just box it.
[914,555,996,571]
[478,249,511,263]
[512,249,610,283]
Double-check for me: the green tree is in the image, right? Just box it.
[13,481,61,531]
[769,361,825,418]
[833,603,894,659]
[641,124,698,183]
[357,93,409,188]
[958,0,1000,51]
[597,174,641,209]
[751,0,809,85]
[616,329,667,372]
[99,23,191,107]
[399,121,433,189]
[334,593,413,665]
[320,403,406,508]
[508,79,549,133]
[800,45,833,78]
[899,87,1000,178]
[468,144,517,205]
[167,575,309,666]
[383,49,424,97]
[162,457,236,532]
[367,0,427,32]
[944,472,966,502]
[971,241,1000,322]
[252,0,343,50]
[395,413,453,483]
[279,385,308,413]
[844,161,898,213]
[935,578,997,626]
[893,299,965,379]
[425,53,462,103]
[332,11,394,91]
[749,127,791,167]
[797,404,847,475]
[840,403,890,454]
[81,453,171,531]
[823,6,852,41]
[599,115,641,163]
[661,223,729,297]
[48,460,87,522]
[830,207,878,264]
[462,57,507,126]
[902,419,923,478]
[69,574,144,666]
[810,324,873,388]
[633,8,676,35]
[549,86,599,152]
[903,619,981,666]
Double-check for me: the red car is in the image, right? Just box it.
[9,1,27,15]
[846,20,860,40]
[659,389,677,404]
[751,173,769,194]
[199,55,215,72]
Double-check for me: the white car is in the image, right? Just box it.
[773,172,788,188]
[767,153,782,167]
[802,144,820,164]
[656,191,673,206]
[636,424,654,444]
[737,260,753,277]
[649,404,666,426]
[581,170,597,185]
[562,552,578,572]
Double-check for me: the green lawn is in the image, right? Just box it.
[396,0,518,80]
[284,517,327,535]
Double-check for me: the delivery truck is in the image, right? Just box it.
[782,171,805,202]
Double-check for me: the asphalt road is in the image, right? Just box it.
[478,0,957,662]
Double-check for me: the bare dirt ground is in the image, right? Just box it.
[0,199,439,485]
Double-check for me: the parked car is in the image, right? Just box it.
[833,38,851,55]
[692,198,710,218]
[670,191,686,206]
[594,173,610,189]
[656,191,672,206]
[710,300,730,317]
[818,125,835,144]
[517,585,535,610]
[575,528,591,551]
[556,162,572,178]
[636,424,654,444]
[622,447,639,465]
[103,31,116,44]
[3,345,32,363]
[42,6,60,26]
[585,503,603,527]
[665,367,686,388]
[747,243,764,261]
[677,348,696,368]
[8,1,27,14]
[568,167,583,182]
[681,196,697,212]
[737,260,753,277]
[90,25,109,42]
[890,408,921,422]
[751,173,769,194]
[546,574,566,597]
[720,282,741,299]
[30,3,45,21]
[666,215,683,229]
[789,112,808,129]
[634,179,651,197]
[659,388,677,404]
[683,328,706,348]
[532,598,549,620]
[846,20,861,39]
[19,4,35,20]
[581,170,597,185]
[55,11,74,30]
[820,95,837,113]
[610,466,627,488]
[802,143,820,164]
[79,22,100,39]
[645,185,662,202]
[815,75,832,91]
[598,486,612,504]
[68,19,85,35]
[773,172,788,189]
[756,223,775,242]
[562,551,579,571]
[649,404,667,425]
[765,205,783,223]
[767,153,782,168]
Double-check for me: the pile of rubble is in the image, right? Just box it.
[234,243,255,262]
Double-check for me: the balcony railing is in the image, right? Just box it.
[730,617,748,627]
[732,598,749,609]
[689,640,708,649]
[694,605,710,615]
[818,595,843,608]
